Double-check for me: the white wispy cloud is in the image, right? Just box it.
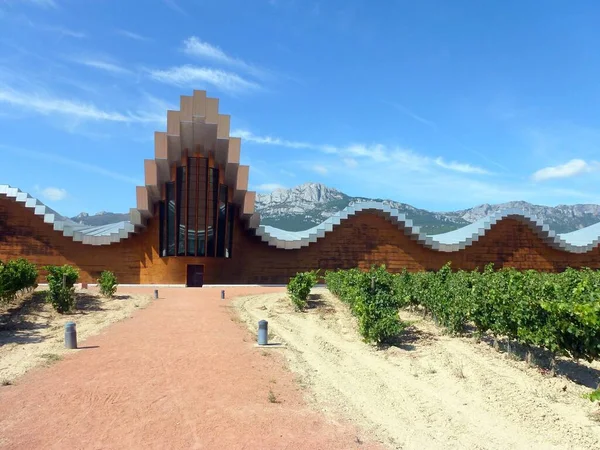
[39,186,68,201]
[387,101,437,129]
[183,36,264,78]
[386,101,507,171]
[40,25,86,38]
[434,157,491,175]
[235,128,489,175]
[139,91,177,114]
[343,158,358,168]
[71,58,132,75]
[312,165,328,175]
[255,183,286,192]
[532,159,600,181]
[345,143,393,163]
[115,29,150,41]
[1,145,143,185]
[0,85,165,124]
[183,37,237,65]
[163,0,188,15]
[24,0,57,8]
[280,169,296,177]
[232,129,336,152]
[149,65,260,94]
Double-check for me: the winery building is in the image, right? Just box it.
[1,90,600,285]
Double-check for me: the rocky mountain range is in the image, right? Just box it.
[70,211,130,226]
[255,183,600,234]
[69,182,600,235]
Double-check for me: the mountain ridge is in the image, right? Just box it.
[69,182,600,234]
[255,183,600,234]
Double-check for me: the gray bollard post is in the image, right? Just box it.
[221,289,225,300]
[154,289,159,299]
[65,322,77,349]
[258,320,268,345]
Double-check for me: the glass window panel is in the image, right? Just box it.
[159,201,165,257]
[206,168,218,257]
[187,158,198,256]
[226,204,235,258]
[217,185,227,257]
[166,182,176,256]
[196,158,207,256]
[176,166,187,256]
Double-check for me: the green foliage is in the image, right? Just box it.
[326,266,406,345]
[287,270,318,311]
[0,258,38,304]
[328,264,600,362]
[45,265,79,313]
[98,271,118,298]
[585,388,600,402]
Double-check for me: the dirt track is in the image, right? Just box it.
[0,289,152,383]
[235,288,600,450]
[0,287,380,449]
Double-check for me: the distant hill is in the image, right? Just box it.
[255,183,469,234]
[256,183,600,234]
[70,211,130,226]
[442,201,600,234]
[69,182,600,235]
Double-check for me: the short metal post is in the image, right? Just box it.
[221,289,225,300]
[65,322,77,349]
[258,320,268,346]
[154,289,159,299]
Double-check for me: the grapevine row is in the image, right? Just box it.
[0,258,38,304]
[326,264,600,362]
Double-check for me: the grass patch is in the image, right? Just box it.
[452,360,466,379]
[40,353,62,364]
[268,389,279,403]
[424,363,437,375]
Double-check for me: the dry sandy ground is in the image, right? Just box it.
[0,287,382,449]
[0,288,151,383]
[235,287,600,450]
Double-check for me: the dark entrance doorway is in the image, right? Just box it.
[186,265,204,287]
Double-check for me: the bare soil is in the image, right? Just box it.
[0,287,382,449]
[234,287,600,450]
[0,288,152,384]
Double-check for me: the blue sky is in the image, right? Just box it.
[1,0,599,217]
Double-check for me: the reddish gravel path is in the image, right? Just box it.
[0,287,379,450]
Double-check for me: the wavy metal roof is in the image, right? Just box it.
[253,202,600,254]
[0,185,136,246]
[2,187,600,253]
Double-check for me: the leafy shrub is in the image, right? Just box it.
[45,265,79,313]
[585,388,600,402]
[287,270,318,311]
[329,264,600,362]
[98,271,118,298]
[326,266,406,345]
[356,266,405,344]
[0,258,38,304]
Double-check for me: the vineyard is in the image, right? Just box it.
[1,258,119,314]
[0,259,38,304]
[325,264,600,366]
